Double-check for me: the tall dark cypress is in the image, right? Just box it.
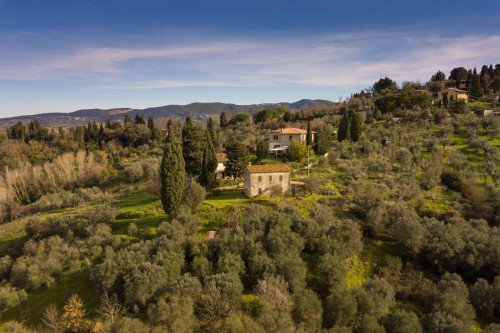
[350,112,363,142]
[469,74,484,99]
[306,121,312,146]
[207,117,219,152]
[199,131,217,188]
[220,111,229,128]
[147,116,154,130]
[182,116,204,176]
[160,122,185,215]
[338,111,351,142]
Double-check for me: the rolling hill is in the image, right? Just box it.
[0,99,332,129]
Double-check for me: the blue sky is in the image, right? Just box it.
[1,0,499,117]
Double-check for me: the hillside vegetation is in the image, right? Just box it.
[0,69,499,332]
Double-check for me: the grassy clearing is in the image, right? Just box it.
[1,271,98,328]
[204,189,248,209]
[360,234,400,275]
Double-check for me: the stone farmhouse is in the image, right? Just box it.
[244,164,291,198]
[438,87,469,103]
[268,128,315,151]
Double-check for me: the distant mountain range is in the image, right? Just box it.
[0,99,332,129]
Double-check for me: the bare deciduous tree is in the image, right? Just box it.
[96,293,124,323]
[42,303,61,333]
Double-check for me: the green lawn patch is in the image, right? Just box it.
[360,234,400,275]
[112,215,166,236]
[204,189,248,209]
[1,271,98,328]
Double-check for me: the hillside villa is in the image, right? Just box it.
[244,164,291,197]
[438,87,469,103]
[268,128,315,151]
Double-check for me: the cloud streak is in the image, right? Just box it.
[1,31,499,91]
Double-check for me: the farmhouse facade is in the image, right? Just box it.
[438,87,469,103]
[268,128,315,150]
[244,164,291,197]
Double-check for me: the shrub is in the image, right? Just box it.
[0,284,27,311]
[270,184,283,198]
[303,175,328,194]
[127,223,138,237]
[182,180,206,213]
[87,206,119,224]
[440,168,462,192]
[124,162,144,182]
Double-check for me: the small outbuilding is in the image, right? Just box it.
[204,230,216,239]
[244,164,291,198]
[216,153,228,178]
[476,109,494,116]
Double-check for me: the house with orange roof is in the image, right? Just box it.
[268,128,315,150]
[244,164,291,197]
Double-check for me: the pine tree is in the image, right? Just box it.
[161,122,185,215]
[306,121,312,146]
[60,294,87,332]
[199,131,217,188]
[256,140,268,160]
[220,112,229,128]
[182,117,204,176]
[337,111,351,142]
[350,112,363,142]
[225,141,250,180]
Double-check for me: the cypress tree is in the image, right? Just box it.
[306,121,312,146]
[313,126,322,154]
[160,122,185,215]
[207,117,219,152]
[442,93,449,109]
[338,111,351,142]
[134,114,145,124]
[182,116,204,176]
[124,114,131,124]
[98,123,105,143]
[147,116,154,130]
[220,111,229,128]
[314,124,331,155]
[350,112,363,142]
[199,131,217,188]
[105,118,111,128]
[470,74,484,99]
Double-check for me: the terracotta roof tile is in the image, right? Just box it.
[270,128,315,134]
[246,164,291,173]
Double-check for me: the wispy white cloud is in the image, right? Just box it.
[1,30,499,90]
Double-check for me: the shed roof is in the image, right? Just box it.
[246,164,291,173]
[205,230,216,239]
